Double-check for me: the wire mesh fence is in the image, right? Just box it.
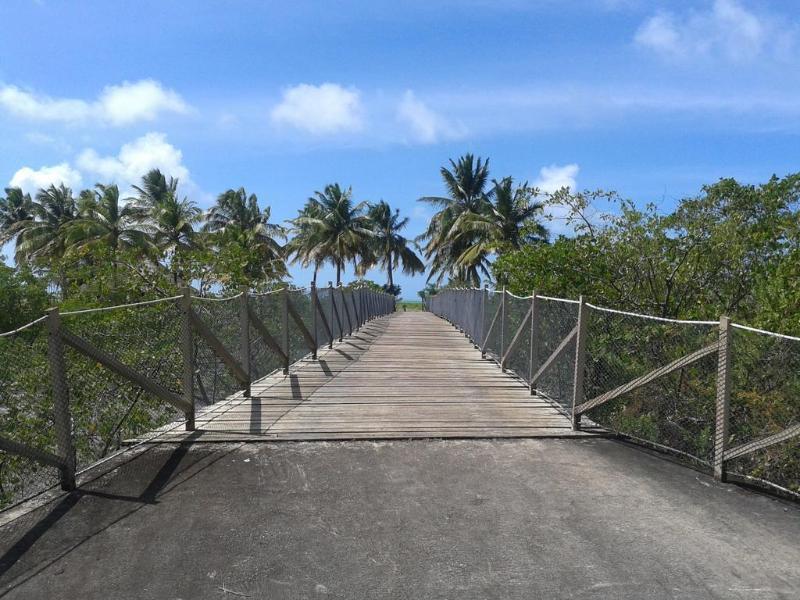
[582,306,719,463]
[426,288,800,496]
[0,284,395,510]
[727,325,800,493]
[0,319,60,508]
[534,297,579,412]
[61,299,186,474]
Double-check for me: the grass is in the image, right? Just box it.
[398,300,423,311]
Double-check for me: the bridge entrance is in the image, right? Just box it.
[152,312,591,442]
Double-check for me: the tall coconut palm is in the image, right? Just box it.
[68,183,154,288]
[10,184,80,296]
[14,184,79,264]
[294,184,372,285]
[366,200,425,290]
[131,168,178,209]
[0,187,34,245]
[450,177,548,268]
[417,154,493,285]
[285,200,327,285]
[151,192,203,285]
[204,187,287,280]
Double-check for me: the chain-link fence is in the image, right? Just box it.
[0,283,395,510]
[426,288,800,497]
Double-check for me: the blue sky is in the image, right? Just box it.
[1,0,798,298]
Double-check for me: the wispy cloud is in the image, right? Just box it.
[635,0,796,63]
[0,79,190,126]
[396,90,466,144]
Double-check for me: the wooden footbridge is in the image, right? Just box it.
[152,312,592,442]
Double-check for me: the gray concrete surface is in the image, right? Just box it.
[0,438,798,599]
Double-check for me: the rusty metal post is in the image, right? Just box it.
[310,282,318,359]
[238,286,251,397]
[282,286,290,374]
[180,288,195,430]
[46,307,76,490]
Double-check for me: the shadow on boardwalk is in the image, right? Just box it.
[0,438,798,599]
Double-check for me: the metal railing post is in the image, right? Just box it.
[282,286,290,374]
[46,307,76,490]
[180,287,195,430]
[571,295,588,430]
[310,282,319,359]
[714,315,732,482]
[528,291,538,395]
[499,287,507,371]
[481,284,488,354]
[238,286,251,396]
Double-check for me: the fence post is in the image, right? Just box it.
[571,295,588,430]
[180,287,195,431]
[714,315,732,482]
[528,291,538,395]
[46,307,76,490]
[282,286,290,374]
[499,287,507,371]
[481,284,489,354]
[310,282,319,359]
[238,286,251,397]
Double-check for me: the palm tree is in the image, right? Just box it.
[131,168,178,209]
[285,200,327,285]
[0,187,34,245]
[366,200,425,290]
[294,184,372,285]
[68,184,154,288]
[10,184,80,296]
[14,184,79,264]
[149,192,202,284]
[204,187,287,281]
[417,154,493,285]
[450,177,548,268]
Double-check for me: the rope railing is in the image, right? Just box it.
[425,287,800,497]
[0,283,396,509]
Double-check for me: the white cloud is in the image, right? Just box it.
[7,132,192,199]
[0,79,190,126]
[634,0,793,62]
[396,90,465,144]
[270,83,363,135]
[76,132,190,190]
[534,163,579,193]
[95,80,190,126]
[9,163,83,194]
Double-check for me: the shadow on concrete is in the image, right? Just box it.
[0,437,237,597]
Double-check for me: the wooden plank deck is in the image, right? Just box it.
[147,311,600,441]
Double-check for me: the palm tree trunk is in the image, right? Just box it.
[312,264,318,285]
[387,253,394,288]
[336,261,342,286]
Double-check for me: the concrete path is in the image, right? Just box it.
[0,438,797,599]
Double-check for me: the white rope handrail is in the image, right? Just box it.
[586,303,718,326]
[731,322,800,342]
[61,295,183,316]
[0,315,48,337]
[537,294,580,304]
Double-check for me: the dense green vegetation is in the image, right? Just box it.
[419,158,799,493]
